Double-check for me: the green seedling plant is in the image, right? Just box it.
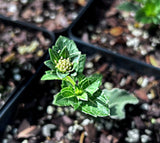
[118,0,160,25]
[41,36,138,119]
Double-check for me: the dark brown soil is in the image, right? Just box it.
[0,22,51,109]
[1,54,160,143]
[74,0,160,68]
[0,0,89,31]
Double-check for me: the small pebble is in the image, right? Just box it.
[34,16,44,23]
[57,107,64,116]
[88,25,94,31]
[147,92,155,100]
[44,11,50,17]
[42,124,56,137]
[81,119,93,126]
[121,11,130,18]
[49,12,56,19]
[68,123,83,134]
[141,134,151,143]
[85,62,93,69]
[91,34,98,41]
[145,129,152,135]
[137,77,148,88]
[130,12,135,17]
[140,103,149,111]
[20,0,28,4]
[13,74,21,81]
[13,68,20,74]
[109,40,116,46]
[0,69,5,76]
[47,115,52,120]
[37,106,43,111]
[6,134,13,139]
[2,139,8,143]
[95,122,104,131]
[128,24,134,31]
[105,121,113,130]
[70,12,78,20]
[22,139,28,143]
[126,37,140,48]
[125,129,139,143]
[8,4,17,13]
[139,46,147,55]
[37,50,44,57]
[96,27,102,34]
[5,125,12,133]
[141,77,149,87]
[13,128,18,135]
[46,105,55,114]
[142,32,149,39]
[100,36,107,43]
[104,82,113,90]
[66,133,73,140]
[132,29,142,37]
[120,78,126,87]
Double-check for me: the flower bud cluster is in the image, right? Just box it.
[55,57,73,73]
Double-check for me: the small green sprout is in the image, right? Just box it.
[41,36,139,119]
[118,0,160,25]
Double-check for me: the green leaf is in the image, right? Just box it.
[59,46,69,59]
[53,86,77,106]
[44,60,55,70]
[55,36,79,54]
[79,74,102,95]
[72,101,82,110]
[49,48,59,63]
[77,90,110,117]
[56,70,69,79]
[77,92,88,101]
[41,71,60,80]
[103,88,139,119]
[61,80,72,88]
[75,54,86,73]
[117,2,140,12]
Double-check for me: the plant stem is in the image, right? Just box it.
[65,76,76,87]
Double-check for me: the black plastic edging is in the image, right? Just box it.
[51,0,94,36]
[73,37,160,78]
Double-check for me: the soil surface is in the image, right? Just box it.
[1,54,160,143]
[0,0,89,31]
[74,0,160,68]
[0,22,51,109]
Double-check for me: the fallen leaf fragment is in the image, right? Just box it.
[78,0,86,6]
[96,63,108,73]
[134,89,149,101]
[2,52,15,63]
[17,125,38,138]
[79,131,85,143]
[109,26,123,36]
[149,55,159,67]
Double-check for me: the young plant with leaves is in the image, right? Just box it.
[118,0,160,25]
[41,36,138,119]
